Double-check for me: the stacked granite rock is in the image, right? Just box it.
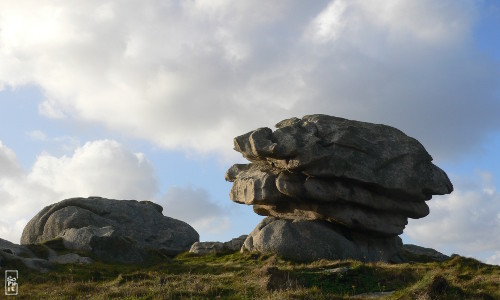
[226,114,453,262]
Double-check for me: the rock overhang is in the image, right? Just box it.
[227,114,453,261]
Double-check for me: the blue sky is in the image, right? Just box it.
[1,0,499,264]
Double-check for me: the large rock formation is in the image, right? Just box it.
[226,114,453,262]
[21,197,199,263]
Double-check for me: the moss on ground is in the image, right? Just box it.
[4,251,500,299]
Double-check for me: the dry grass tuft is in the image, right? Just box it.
[4,251,500,299]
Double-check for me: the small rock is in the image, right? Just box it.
[189,242,225,255]
[224,235,248,251]
[189,235,248,255]
[323,266,350,274]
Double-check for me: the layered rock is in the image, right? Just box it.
[21,197,199,263]
[226,114,453,261]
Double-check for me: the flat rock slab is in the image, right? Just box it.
[21,197,199,263]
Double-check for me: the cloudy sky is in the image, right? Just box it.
[1,0,499,264]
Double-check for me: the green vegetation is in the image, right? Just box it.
[6,251,500,299]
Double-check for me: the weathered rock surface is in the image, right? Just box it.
[1,238,50,272]
[230,115,452,200]
[190,235,247,255]
[227,115,453,262]
[1,237,35,257]
[400,244,450,262]
[0,251,52,273]
[21,197,199,263]
[241,217,402,262]
[225,235,248,251]
[1,237,93,272]
[190,241,225,255]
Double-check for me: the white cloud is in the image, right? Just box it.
[0,0,499,258]
[406,171,500,261]
[160,186,230,235]
[1,139,232,244]
[0,140,23,178]
[487,252,500,266]
[27,130,47,141]
[28,140,158,200]
[0,219,28,244]
[0,139,159,243]
[307,0,348,43]
[0,1,497,160]
[38,100,66,119]
[356,0,473,44]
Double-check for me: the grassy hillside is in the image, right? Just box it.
[5,250,500,299]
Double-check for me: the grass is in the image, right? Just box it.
[3,250,500,299]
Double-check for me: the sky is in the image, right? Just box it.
[0,0,499,264]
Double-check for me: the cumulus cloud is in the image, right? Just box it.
[1,0,499,260]
[405,171,500,263]
[0,140,23,178]
[27,130,47,141]
[1,139,232,243]
[487,252,500,265]
[0,219,28,245]
[28,140,158,200]
[160,186,230,235]
[0,0,498,160]
[0,139,158,243]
